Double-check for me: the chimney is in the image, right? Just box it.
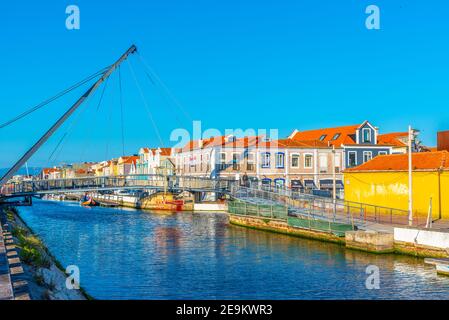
[437,130,449,152]
[198,139,203,149]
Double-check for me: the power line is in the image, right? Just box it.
[0,66,109,129]
[127,59,165,148]
[137,53,192,122]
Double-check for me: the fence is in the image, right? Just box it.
[229,185,417,227]
[228,199,355,237]
[1,174,233,195]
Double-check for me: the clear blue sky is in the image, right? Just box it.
[1,0,448,168]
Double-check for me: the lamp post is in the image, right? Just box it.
[332,145,337,216]
[408,125,420,226]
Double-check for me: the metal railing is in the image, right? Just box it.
[229,184,416,227]
[2,174,420,227]
[228,199,355,237]
[1,174,234,196]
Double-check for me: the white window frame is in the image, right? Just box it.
[261,152,271,168]
[220,152,226,164]
[319,153,328,172]
[290,153,300,168]
[348,151,357,167]
[363,151,373,163]
[275,152,285,168]
[334,153,341,167]
[362,128,371,143]
[304,153,313,169]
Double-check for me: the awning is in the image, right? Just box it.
[261,178,272,185]
[319,179,344,189]
[303,179,317,189]
[290,180,303,188]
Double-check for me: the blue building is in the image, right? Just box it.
[289,120,393,170]
[341,121,392,168]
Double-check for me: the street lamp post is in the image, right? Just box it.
[408,125,416,226]
[332,145,337,216]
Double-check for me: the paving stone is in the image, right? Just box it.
[14,292,31,300]
[8,257,20,265]
[6,250,18,257]
[10,266,24,276]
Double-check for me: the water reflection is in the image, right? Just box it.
[18,200,449,300]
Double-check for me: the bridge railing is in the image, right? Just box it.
[229,185,416,227]
[1,174,235,195]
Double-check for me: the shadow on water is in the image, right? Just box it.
[17,200,449,300]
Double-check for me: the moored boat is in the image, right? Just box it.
[80,194,99,207]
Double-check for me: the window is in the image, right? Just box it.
[334,153,341,173]
[291,154,300,168]
[261,152,271,168]
[363,151,372,163]
[319,134,327,141]
[275,152,285,168]
[332,133,341,141]
[232,153,240,171]
[304,154,313,169]
[362,128,371,143]
[319,154,328,173]
[348,151,357,167]
[274,178,285,188]
[219,152,226,170]
[206,154,210,171]
[247,153,255,171]
[378,151,387,156]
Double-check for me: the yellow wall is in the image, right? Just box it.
[344,171,449,219]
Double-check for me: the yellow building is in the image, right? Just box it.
[344,151,449,219]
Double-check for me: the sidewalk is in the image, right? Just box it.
[0,224,13,300]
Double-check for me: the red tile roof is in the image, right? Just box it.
[290,124,360,147]
[180,135,331,152]
[345,151,449,172]
[42,168,60,174]
[377,132,408,147]
[181,136,227,152]
[150,147,172,156]
[256,138,330,149]
[119,156,139,165]
[159,148,172,156]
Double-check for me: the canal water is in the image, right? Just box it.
[18,200,449,300]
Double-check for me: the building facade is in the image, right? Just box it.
[174,135,345,194]
[344,151,449,219]
[289,120,393,169]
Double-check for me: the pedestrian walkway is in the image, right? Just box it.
[0,224,13,300]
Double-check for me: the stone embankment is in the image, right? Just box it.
[1,207,88,300]
[229,214,449,261]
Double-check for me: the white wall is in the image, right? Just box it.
[394,227,449,250]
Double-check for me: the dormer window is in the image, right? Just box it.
[362,128,371,143]
[319,134,327,141]
[332,133,341,140]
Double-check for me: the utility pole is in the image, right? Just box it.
[332,145,336,202]
[408,125,413,226]
[332,145,337,217]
